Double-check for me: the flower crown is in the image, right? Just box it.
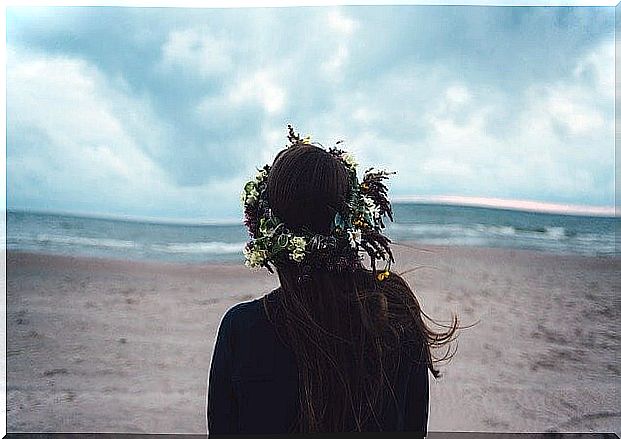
[241,125,395,283]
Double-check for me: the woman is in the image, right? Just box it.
[207,126,458,435]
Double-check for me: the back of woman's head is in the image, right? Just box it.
[267,144,350,235]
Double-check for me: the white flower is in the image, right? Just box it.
[290,236,306,249]
[243,185,260,206]
[258,218,271,236]
[341,152,358,168]
[290,250,305,262]
[255,169,268,183]
[246,193,259,205]
[288,236,307,262]
[362,195,381,219]
[348,229,362,248]
[243,246,268,268]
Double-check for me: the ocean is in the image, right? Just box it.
[6,204,619,263]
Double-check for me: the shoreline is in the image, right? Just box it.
[6,237,618,271]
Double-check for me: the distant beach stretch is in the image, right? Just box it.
[6,205,620,434]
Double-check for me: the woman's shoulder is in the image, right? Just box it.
[224,297,262,316]
[221,297,262,325]
[220,291,278,331]
[218,291,294,365]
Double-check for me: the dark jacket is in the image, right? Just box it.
[207,293,429,436]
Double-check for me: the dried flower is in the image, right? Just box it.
[377,270,390,281]
[341,152,358,168]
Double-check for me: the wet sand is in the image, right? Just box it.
[6,244,620,434]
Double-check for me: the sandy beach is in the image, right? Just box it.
[6,244,620,434]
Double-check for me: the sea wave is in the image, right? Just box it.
[151,242,245,254]
[34,233,137,249]
[13,234,246,255]
[386,222,617,256]
[387,223,582,240]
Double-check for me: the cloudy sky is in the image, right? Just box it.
[6,5,614,221]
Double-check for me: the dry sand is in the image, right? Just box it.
[6,244,620,434]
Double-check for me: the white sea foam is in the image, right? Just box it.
[544,226,566,239]
[388,223,479,236]
[388,223,517,238]
[388,223,572,239]
[151,242,244,254]
[475,224,516,236]
[35,233,137,249]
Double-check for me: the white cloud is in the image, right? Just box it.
[304,47,613,206]
[7,46,242,219]
[229,69,287,115]
[194,66,287,148]
[444,84,472,106]
[352,106,380,124]
[8,47,165,192]
[160,28,233,77]
[573,38,614,98]
[321,44,350,78]
[543,83,605,136]
[327,9,359,36]
[320,8,359,81]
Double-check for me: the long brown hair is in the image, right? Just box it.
[262,144,459,432]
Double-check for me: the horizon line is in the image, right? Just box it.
[390,195,617,217]
[5,207,244,226]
